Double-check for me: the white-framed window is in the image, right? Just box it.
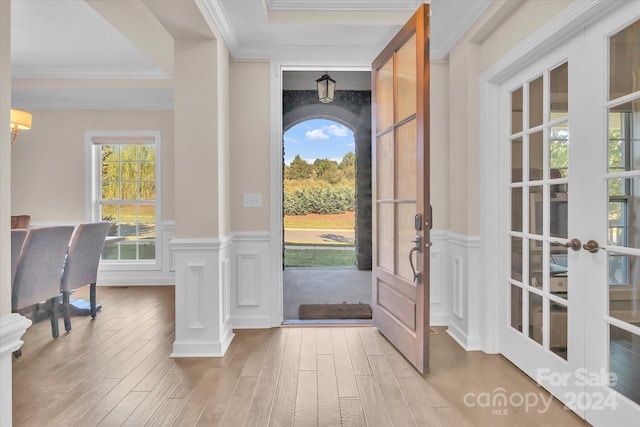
[86,131,162,270]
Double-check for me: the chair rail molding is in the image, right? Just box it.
[0,313,31,427]
[170,235,234,357]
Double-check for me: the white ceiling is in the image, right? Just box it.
[10,0,492,108]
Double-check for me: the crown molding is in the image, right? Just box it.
[202,0,239,56]
[11,68,170,80]
[265,0,423,11]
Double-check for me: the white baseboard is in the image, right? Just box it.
[171,331,235,358]
[231,315,272,329]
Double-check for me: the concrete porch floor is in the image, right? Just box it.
[283,267,372,320]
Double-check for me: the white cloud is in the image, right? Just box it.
[326,124,349,137]
[305,129,329,140]
[305,124,350,140]
[284,136,298,144]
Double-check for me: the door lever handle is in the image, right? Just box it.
[409,247,421,283]
[551,238,582,251]
[409,235,421,283]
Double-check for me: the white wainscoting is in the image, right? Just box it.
[231,232,272,328]
[446,232,482,351]
[170,236,234,357]
[23,220,483,353]
[231,230,467,332]
[429,230,450,326]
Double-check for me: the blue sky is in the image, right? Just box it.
[284,119,354,165]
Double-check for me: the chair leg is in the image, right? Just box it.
[90,283,97,319]
[62,291,72,332]
[49,297,59,339]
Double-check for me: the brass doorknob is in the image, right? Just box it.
[583,240,603,253]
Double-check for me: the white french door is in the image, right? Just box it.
[500,2,640,425]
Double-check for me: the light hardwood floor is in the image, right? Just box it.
[12,286,590,426]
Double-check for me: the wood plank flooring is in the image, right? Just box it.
[12,286,590,426]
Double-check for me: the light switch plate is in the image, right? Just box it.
[243,193,262,208]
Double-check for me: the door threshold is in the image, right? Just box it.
[281,319,373,327]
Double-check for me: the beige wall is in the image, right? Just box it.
[173,38,221,238]
[229,60,271,232]
[217,44,231,237]
[11,109,174,222]
[446,0,574,235]
[430,61,450,230]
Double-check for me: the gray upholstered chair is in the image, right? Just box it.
[11,229,27,284]
[60,221,110,331]
[12,226,75,343]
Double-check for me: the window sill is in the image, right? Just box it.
[99,260,161,271]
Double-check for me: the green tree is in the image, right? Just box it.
[339,151,356,180]
[286,155,315,180]
[314,158,341,184]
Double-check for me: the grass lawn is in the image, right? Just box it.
[284,212,355,229]
[285,248,355,267]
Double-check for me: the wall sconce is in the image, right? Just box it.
[10,109,32,145]
[316,73,336,104]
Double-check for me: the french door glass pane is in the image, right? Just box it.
[609,252,640,323]
[610,324,640,405]
[550,301,567,360]
[512,187,523,232]
[608,110,640,173]
[529,131,544,181]
[377,132,394,200]
[511,236,523,282]
[529,292,543,345]
[609,252,629,285]
[550,125,569,178]
[529,239,543,289]
[511,284,523,332]
[550,62,568,121]
[376,58,394,132]
[550,245,568,300]
[396,33,417,122]
[529,186,543,235]
[529,76,544,128]
[377,203,394,272]
[396,120,417,199]
[512,87,523,134]
[608,177,640,249]
[550,183,568,239]
[512,137,523,182]
[609,20,640,101]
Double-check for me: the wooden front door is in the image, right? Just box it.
[371,4,431,374]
